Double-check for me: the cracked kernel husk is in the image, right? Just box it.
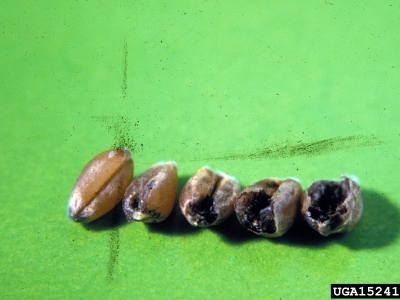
[179,167,240,227]
[235,178,302,237]
[301,176,363,236]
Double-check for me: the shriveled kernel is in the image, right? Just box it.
[301,176,362,236]
[68,149,133,223]
[235,178,302,237]
[179,167,240,227]
[122,162,178,223]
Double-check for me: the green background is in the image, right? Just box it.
[1,1,399,299]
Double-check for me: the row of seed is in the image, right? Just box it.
[68,149,363,237]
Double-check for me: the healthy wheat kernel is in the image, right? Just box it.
[68,149,133,222]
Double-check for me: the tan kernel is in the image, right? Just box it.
[122,162,178,223]
[68,149,133,223]
[235,178,302,237]
[301,176,363,236]
[179,167,240,227]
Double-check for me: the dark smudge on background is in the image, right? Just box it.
[190,135,384,162]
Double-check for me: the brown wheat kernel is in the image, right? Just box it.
[235,178,302,237]
[179,167,240,227]
[301,176,362,236]
[68,149,133,222]
[122,162,178,223]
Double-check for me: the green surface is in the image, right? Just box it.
[1,1,399,299]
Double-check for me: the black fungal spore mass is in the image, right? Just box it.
[189,194,218,225]
[307,180,350,224]
[239,190,276,234]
